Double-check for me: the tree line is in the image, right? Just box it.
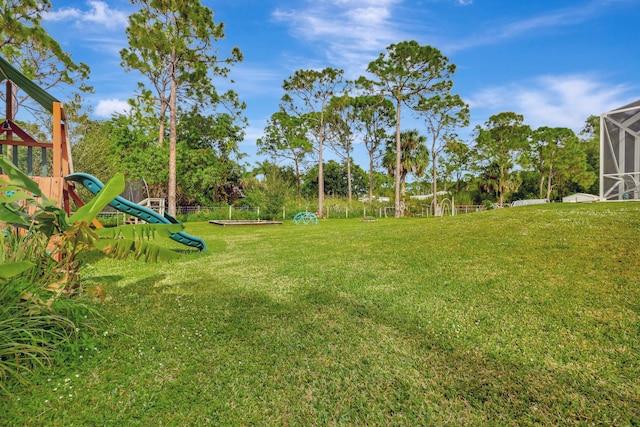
[1,1,599,219]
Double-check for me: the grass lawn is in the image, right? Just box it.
[2,202,639,425]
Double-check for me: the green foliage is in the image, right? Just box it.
[68,112,117,185]
[0,260,34,280]
[120,0,242,97]
[0,156,183,389]
[475,112,531,205]
[95,224,182,263]
[442,137,473,194]
[242,166,296,219]
[364,40,456,215]
[176,108,245,205]
[523,126,596,200]
[103,114,169,196]
[416,93,470,205]
[382,129,429,197]
[348,91,395,200]
[0,0,91,97]
[1,155,181,275]
[510,170,543,201]
[302,160,368,199]
[281,67,345,216]
[577,115,600,195]
[120,0,245,215]
[365,40,456,106]
[79,101,246,206]
[326,91,364,200]
[0,224,95,391]
[0,277,76,391]
[257,111,312,198]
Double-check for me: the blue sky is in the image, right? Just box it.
[40,0,639,169]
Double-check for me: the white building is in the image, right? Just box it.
[562,193,600,203]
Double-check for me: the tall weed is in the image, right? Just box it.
[0,231,80,390]
[1,157,174,390]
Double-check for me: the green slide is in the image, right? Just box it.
[66,173,206,251]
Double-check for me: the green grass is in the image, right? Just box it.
[2,203,639,425]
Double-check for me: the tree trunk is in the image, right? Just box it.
[158,100,166,146]
[394,100,402,218]
[546,163,554,201]
[168,53,177,216]
[432,154,438,209]
[499,165,507,206]
[368,151,375,203]
[318,124,324,218]
[347,153,352,202]
[294,159,301,198]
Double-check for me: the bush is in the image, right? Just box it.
[0,229,101,390]
[1,157,178,390]
[482,199,495,210]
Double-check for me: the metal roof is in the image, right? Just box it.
[0,55,60,114]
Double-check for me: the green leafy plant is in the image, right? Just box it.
[0,230,77,391]
[0,156,183,389]
[1,157,181,291]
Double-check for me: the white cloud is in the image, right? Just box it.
[43,1,128,30]
[467,74,634,131]
[242,123,267,143]
[95,98,131,117]
[272,0,405,77]
[444,0,608,53]
[44,7,81,21]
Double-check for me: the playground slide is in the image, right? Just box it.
[65,172,206,251]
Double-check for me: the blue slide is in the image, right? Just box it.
[66,172,206,251]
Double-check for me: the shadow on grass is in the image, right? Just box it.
[90,272,639,425]
[125,274,167,292]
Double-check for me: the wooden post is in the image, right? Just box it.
[5,80,14,168]
[27,146,33,174]
[52,102,62,178]
[61,122,70,176]
[41,147,47,175]
[12,142,18,166]
[5,79,12,125]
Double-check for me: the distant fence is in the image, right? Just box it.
[95,203,487,224]
[176,205,257,216]
[454,205,486,214]
[96,205,259,225]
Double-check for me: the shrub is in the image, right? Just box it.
[0,157,180,389]
[0,230,99,390]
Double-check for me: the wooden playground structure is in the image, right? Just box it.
[0,55,80,215]
[0,56,208,250]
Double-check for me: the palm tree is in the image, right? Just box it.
[479,162,501,200]
[383,129,430,197]
[479,161,521,205]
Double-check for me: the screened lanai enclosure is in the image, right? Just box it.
[601,100,640,200]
